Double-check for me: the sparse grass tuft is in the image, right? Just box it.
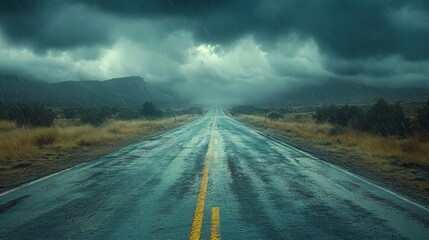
[31,128,58,147]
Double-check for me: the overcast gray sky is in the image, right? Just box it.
[0,0,428,102]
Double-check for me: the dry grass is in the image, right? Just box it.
[238,113,429,198]
[239,114,429,169]
[0,120,16,132]
[0,115,191,165]
[0,115,194,189]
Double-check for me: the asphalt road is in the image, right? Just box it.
[1,108,429,239]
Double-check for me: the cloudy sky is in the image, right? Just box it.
[0,0,428,102]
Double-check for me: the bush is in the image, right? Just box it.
[416,100,429,133]
[314,99,410,137]
[363,99,410,136]
[32,129,58,146]
[79,110,107,126]
[267,111,283,120]
[314,105,363,127]
[140,102,163,117]
[8,104,56,127]
[116,109,140,120]
[314,105,338,123]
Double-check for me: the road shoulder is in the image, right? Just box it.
[0,116,197,193]
[234,115,429,207]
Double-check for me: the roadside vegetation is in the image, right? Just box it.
[0,102,203,189]
[231,99,429,199]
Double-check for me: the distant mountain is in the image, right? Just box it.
[269,78,429,105]
[0,74,176,107]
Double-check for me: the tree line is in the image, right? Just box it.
[314,99,429,137]
[230,99,429,137]
[0,102,203,127]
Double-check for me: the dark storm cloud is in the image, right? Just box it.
[0,1,111,51]
[75,0,429,61]
[78,0,232,17]
[1,0,428,60]
[0,0,428,99]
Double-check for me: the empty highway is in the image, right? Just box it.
[1,108,428,239]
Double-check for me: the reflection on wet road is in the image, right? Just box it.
[1,108,428,239]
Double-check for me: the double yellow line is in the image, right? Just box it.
[189,114,221,240]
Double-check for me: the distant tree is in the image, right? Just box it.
[140,102,163,117]
[416,100,429,133]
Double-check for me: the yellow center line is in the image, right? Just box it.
[189,114,217,240]
[214,151,218,164]
[210,207,221,240]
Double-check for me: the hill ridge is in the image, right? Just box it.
[0,75,174,107]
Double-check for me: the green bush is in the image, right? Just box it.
[4,104,56,127]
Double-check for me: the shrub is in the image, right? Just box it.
[364,99,410,137]
[32,129,58,146]
[267,111,283,120]
[336,105,363,127]
[79,110,107,126]
[140,102,163,117]
[116,109,140,120]
[416,100,429,133]
[314,105,338,123]
[12,104,56,127]
[314,105,363,127]
[314,99,410,137]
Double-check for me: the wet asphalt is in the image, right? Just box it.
[0,107,429,239]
